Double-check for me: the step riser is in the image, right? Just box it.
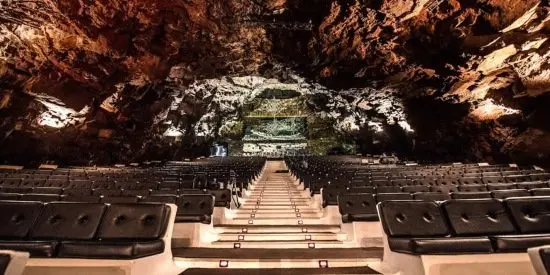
[244,202,311,204]
[240,206,304,210]
[217,220,340,226]
[234,214,322,219]
[221,164,342,248]
[237,209,322,216]
[173,258,378,269]
[217,233,345,242]
[214,228,342,234]
[210,242,352,249]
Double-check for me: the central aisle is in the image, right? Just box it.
[174,160,382,273]
[213,160,345,248]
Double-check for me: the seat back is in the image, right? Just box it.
[376,193,412,203]
[378,200,449,237]
[442,199,515,235]
[0,201,43,239]
[413,192,450,201]
[97,204,170,240]
[175,194,214,223]
[31,202,107,240]
[208,189,231,208]
[322,187,348,207]
[506,197,550,234]
[338,193,377,222]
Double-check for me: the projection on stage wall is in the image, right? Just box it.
[243,117,307,142]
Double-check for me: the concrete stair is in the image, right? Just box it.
[212,160,348,248]
[173,160,382,273]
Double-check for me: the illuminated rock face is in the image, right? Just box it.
[0,0,549,165]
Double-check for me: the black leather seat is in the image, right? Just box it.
[349,186,375,194]
[458,184,487,192]
[63,189,92,197]
[506,176,532,183]
[102,196,139,203]
[0,201,54,257]
[460,178,483,185]
[403,186,429,193]
[518,182,547,190]
[338,193,377,223]
[376,193,412,203]
[33,187,63,194]
[121,190,149,197]
[92,189,122,197]
[487,183,517,191]
[376,186,402,193]
[438,178,460,185]
[0,193,19,200]
[483,177,506,185]
[392,179,411,186]
[379,200,493,255]
[66,180,93,189]
[150,190,178,195]
[32,202,107,240]
[58,203,170,259]
[175,195,214,223]
[491,189,530,199]
[177,189,206,195]
[493,197,550,252]
[430,185,458,193]
[414,179,437,186]
[20,194,61,202]
[1,187,32,194]
[322,187,348,207]
[208,190,231,208]
[451,191,492,199]
[141,195,178,204]
[531,174,550,182]
[443,199,515,236]
[62,196,102,203]
[531,188,550,196]
[413,192,450,201]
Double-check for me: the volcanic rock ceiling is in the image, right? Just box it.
[0,0,549,165]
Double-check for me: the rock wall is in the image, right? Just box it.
[0,0,548,165]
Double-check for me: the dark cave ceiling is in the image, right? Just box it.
[0,0,549,165]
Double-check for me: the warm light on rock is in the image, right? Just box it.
[163,126,185,137]
[470,99,520,121]
[36,98,89,129]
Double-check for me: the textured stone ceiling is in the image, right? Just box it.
[0,0,549,165]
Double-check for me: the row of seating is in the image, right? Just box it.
[0,186,230,202]
[286,156,549,195]
[0,157,266,190]
[323,182,550,207]
[0,201,171,259]
[379,197,550,254]
[336,188,550,223]
[0,192,215,224]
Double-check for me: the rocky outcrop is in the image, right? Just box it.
[0,0,548,165]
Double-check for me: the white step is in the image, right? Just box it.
[233,212,322,219]
[218,218,340,226]
[216,232,347,241]
[210,240,353,249]
[250,199,312,203]
[240,205,303,210]
[214,225,342,234]
[238,208,321,214]
[174,257,379,269]
[253,203,312,207]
